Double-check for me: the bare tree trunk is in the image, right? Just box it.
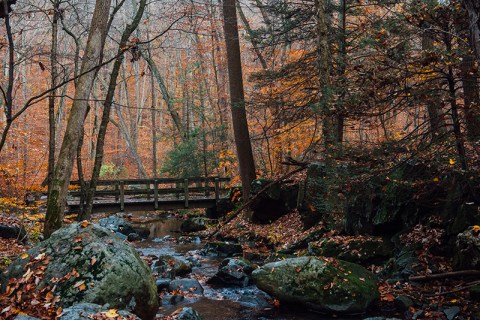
[315,0,337,152]
[47,0,60,193]
[460,51,480,142]
[44,0,112,238]
[82,0,146,219]
[463,0,480,62]
[0,8,15,153]
[140,50,185,138]
[222,0,256,200]
[422,23,446,141]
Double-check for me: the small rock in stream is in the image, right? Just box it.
[172,307,203,320]
[169,279,204,295]
[444,306,461,320]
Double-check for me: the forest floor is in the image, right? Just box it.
[212,209,480,320]
[0,198,479,319]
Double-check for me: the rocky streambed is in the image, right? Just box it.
[130,213,388,320]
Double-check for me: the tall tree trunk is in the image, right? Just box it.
[83,36,142,219]
[315,0,337,152]
[460,50,480,142]
[0,8,15,153]
[140,50,185,138]
[463,0,480,62]
[44,0,112,238]
[222,0,256,200]
[422,23,446,141]
[47,0,60,193]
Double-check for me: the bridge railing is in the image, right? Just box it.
[69,177,231,210]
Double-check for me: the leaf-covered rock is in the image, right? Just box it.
[2,223,158,320]
[252,256,379,314]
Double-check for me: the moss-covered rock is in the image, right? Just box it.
[252,256,379,314]
[308,237,392,265]
[2,223,158,320]
[454,226,480,270]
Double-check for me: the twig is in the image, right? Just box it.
[207,166,307,239]
[409,270,480,282]
[425,280,480,297]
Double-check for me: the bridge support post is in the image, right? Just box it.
[153,180,159,210]
[215,178,219,202]
[120,181,125,211]
[184,178,189,208]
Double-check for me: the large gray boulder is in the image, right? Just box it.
[2,223,158,320]
[252,256,379,314]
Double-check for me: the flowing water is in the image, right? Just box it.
[130,213,363,320]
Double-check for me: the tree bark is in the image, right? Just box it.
[315,0,337,152]
[44,0,112,238]
[222,0,256,201]
[140,50,185,138]
[47,0,59,193]
[82,0,146,220]
[463,0,480,62]
[460,52,480,142]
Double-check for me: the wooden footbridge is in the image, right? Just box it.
[67,177,231,213]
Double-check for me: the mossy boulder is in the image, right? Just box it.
[252,256,379,314]
[454,226,480,270]
[2,223,158,320]
[308,237,392,265]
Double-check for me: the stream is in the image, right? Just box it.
[130,212,325,320]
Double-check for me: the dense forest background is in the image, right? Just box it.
[0,0,478,203]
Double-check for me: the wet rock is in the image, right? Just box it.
[207,257,254,287]
[238,295,271,309]
[412,309,425,320]
[127,233,141,241]
[201,242,243,257]
[173,307,202,320]
[454,226,480,270]
[152,255,192,278]
[59,303,140,320]
[394,295,414,312]
[308,237,392,265]
[252,256,379,314]
[156,278,172,292]
[180,218,207,233]
[0,224,27,242]
[164,294,185,304]
[99,215,137,236]
[2,223,158,320]
[169,279,204,295]
[444,306,460,320]
[14,316,40,320]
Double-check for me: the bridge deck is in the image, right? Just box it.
[67,177,230,213]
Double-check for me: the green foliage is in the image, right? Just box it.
[161,130,216,178]
[99,163,122,178]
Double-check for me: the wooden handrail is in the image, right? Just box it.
[70,176,230,186]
